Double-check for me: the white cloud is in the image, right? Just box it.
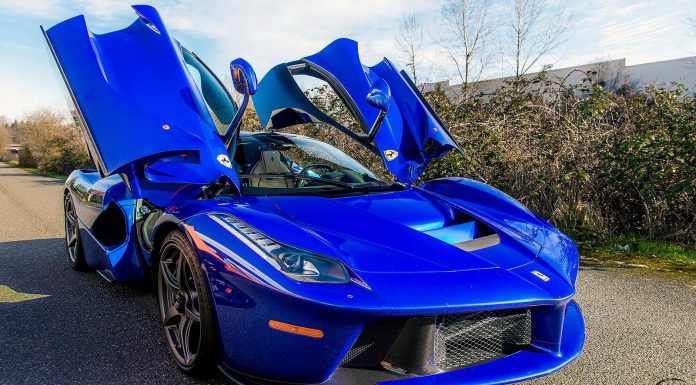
[0,0,64,19]
[146,0,439,73]
[0,41,37,51]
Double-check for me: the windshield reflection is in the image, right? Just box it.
[232,133,394,196]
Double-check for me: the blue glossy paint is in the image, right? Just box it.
[230,58,258,96]
[424,222,477,243]
[66,171,144,281]
[366,78,392,112]
[44,5,241,206]
[52,6,583,384]
[175,195,581,383]
[223,57,257,149]
[420,178,580,285]
[64,151,583,384]
[253,39,461,183]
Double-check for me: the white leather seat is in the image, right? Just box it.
[249,150,292,188]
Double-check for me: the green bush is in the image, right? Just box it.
[422,76,695,245]
[17,147,36,168]
[0,124,11,162]
[14,109,93,176]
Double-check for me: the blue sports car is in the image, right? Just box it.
[44,5,584,385]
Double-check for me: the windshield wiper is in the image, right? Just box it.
[239,173,354,189]
[361,183,404,192]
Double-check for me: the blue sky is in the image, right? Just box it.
[0,0,694,119]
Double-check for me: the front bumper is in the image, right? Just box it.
[346,300,585,385]
[208,264,584,385]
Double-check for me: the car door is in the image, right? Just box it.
[43,5,241,206]
[252,38,461,184]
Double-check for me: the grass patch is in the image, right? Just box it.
[6,162,66,180]
[0,284,50,303]
[578,235,696,273]
[584,236,696,261]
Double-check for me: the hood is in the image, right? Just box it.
[179,192,574,308]
[43,5,240,206]
[201,189,542,275]
[252,39,461,184]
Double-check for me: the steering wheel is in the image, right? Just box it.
[297,164,335,187]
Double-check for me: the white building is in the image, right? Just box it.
[627,57,696,90]
[422,56,696,97]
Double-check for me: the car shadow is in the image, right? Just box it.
[0,238,228,384]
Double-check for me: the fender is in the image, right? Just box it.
[421,178,579,285]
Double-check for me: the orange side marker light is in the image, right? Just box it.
[268,320,324,339]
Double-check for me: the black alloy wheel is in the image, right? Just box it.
[157,230,218,374]
[64,193,87,270]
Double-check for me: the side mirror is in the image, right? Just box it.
[230,58,257,96]
[365,79,391,142]
[224,58,258,149]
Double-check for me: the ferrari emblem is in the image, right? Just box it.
[531,270,550,282]
[384,150,399,161]
[217,154,232,168]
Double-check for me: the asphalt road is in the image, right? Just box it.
[1,163,694,385]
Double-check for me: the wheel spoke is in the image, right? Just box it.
[67,232,78,247]
[163,305,180,326]
[160,260,181,291]
[175,252,184,283]
[179,316,193,364]
[184,305,200,323]
[181,263,192,292]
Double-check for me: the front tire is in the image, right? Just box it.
[156,230,218,375]
[64,193,87,271]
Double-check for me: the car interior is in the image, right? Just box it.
[232,133,383,192]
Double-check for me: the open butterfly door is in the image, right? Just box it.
[44,5,241,206]
[252,38,461,184]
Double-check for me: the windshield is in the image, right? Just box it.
[233,133,393,196]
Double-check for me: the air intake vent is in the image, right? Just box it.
[340,309,532,374]
[434,309,532,370]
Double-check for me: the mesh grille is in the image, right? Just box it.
[434,309,532,370]
[340,309,532,374]
[341,319,407,368]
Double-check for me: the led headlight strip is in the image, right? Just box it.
[209,213,354,284]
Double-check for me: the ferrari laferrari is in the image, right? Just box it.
[44,5,584,385]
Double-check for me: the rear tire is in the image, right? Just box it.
[64,193,87,271]
[156,230,219,375]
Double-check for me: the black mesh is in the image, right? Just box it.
[434,309,532,370]
[341,318,408,368]
[340,309,532,374]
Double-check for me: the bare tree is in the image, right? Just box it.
[501,0,571,77]
[395,10,424,85]
[437,0,493,90]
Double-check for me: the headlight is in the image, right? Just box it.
[211,214,350,283]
